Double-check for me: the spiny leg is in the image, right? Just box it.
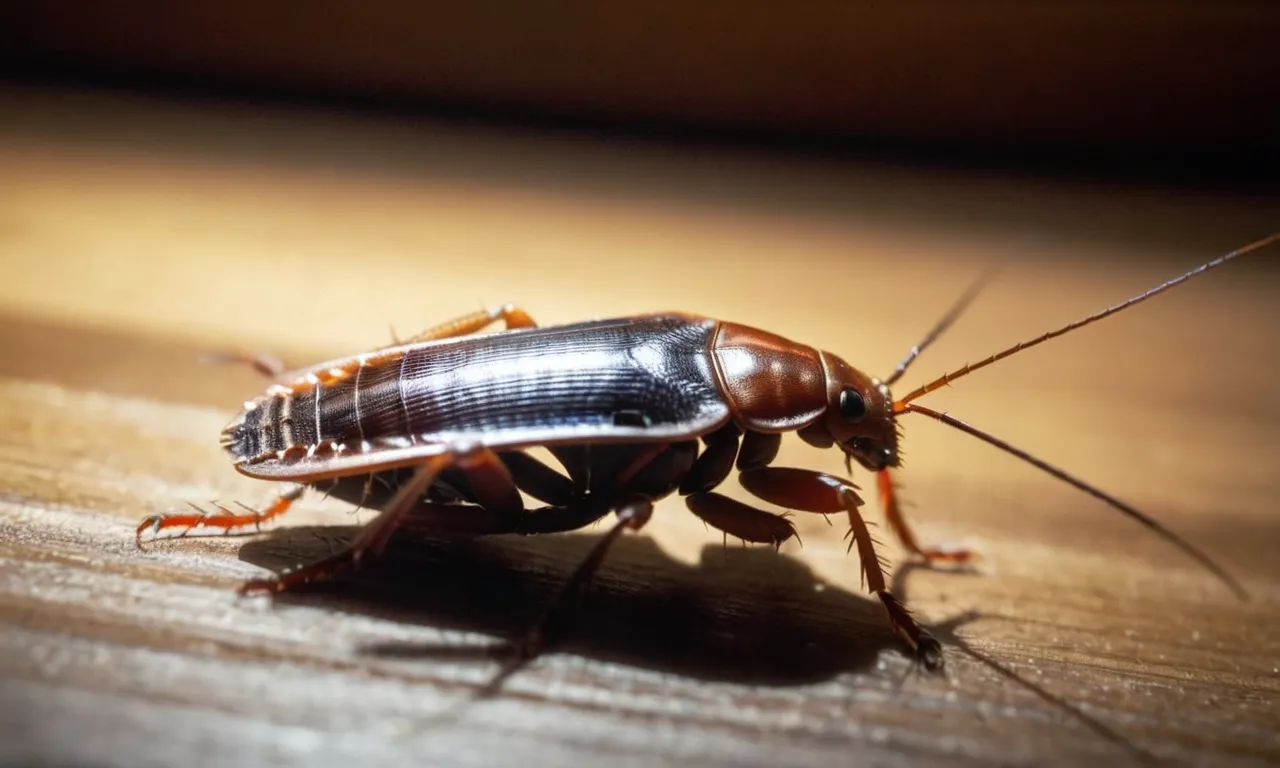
[878,469,978,569]
[389,304,538,346]
[739,466,943,670]
[238,445,513,594]
[678,427,798,549]
[136,484,306,546]
[685,492,798,550]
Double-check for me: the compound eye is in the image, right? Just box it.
[838,388,867,422]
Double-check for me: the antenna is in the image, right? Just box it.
[896,232,1280,407]
[883,262,1002,387]
[888,233,1280,599]
[901,402,1249,600]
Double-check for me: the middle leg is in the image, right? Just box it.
[684,492,798,550]
[680,427,798,549]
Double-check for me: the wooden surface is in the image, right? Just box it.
[1,83,1278,767]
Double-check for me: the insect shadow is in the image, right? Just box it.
[234,521,1151,761]
[235,515,918,687]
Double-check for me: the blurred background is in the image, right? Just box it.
[2,0,1278,345]
[2,3,1278,477]
[4,1,1280,165]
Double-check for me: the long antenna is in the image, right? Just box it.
[897,233,1280,407]
[902,402,1249,601]
[883,262,1002,387]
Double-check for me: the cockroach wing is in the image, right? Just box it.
[224,314,732,481]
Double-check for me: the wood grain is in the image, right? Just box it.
[1,83,1278,767]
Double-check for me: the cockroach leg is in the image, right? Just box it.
[738,466,943,669]
[500,451,577,506]
[517,497,654,659]
[198,350,289,378]
[677,424,741,495]
[238,445,505,594]
[546,445,591,492]
[736,430,781,472]
[511,503,612,536]
[401,497,610,538]
[684,492,798,550]
[607,444,675,495]
[878,469,979,569]
[849,500,943,671]
[399,500,517,537]
[390,304,539,347]
[136,483,306,547]
[454,448,526,515]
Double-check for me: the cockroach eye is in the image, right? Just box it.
[839,388,867,422]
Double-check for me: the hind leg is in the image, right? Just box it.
[516,497,653,658]
[239,446,515,594]
[202,305,539,380]
[199,350,289,378]
[136,484,307,546]
[388,304,538,346]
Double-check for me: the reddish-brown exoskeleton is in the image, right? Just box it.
[138,234,1277,669]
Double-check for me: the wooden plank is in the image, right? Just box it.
[1,84,1277,767]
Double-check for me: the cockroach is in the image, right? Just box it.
[138,233,1278,670]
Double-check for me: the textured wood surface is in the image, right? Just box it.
[1,83,1278,767]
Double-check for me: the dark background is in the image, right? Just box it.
[4,1,1279,184]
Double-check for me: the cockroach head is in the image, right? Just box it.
[802,351,900,472]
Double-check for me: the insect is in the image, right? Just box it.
[137,233,1277,670]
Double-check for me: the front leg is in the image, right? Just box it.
[878,469,979,569]
[739,466,943,670]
